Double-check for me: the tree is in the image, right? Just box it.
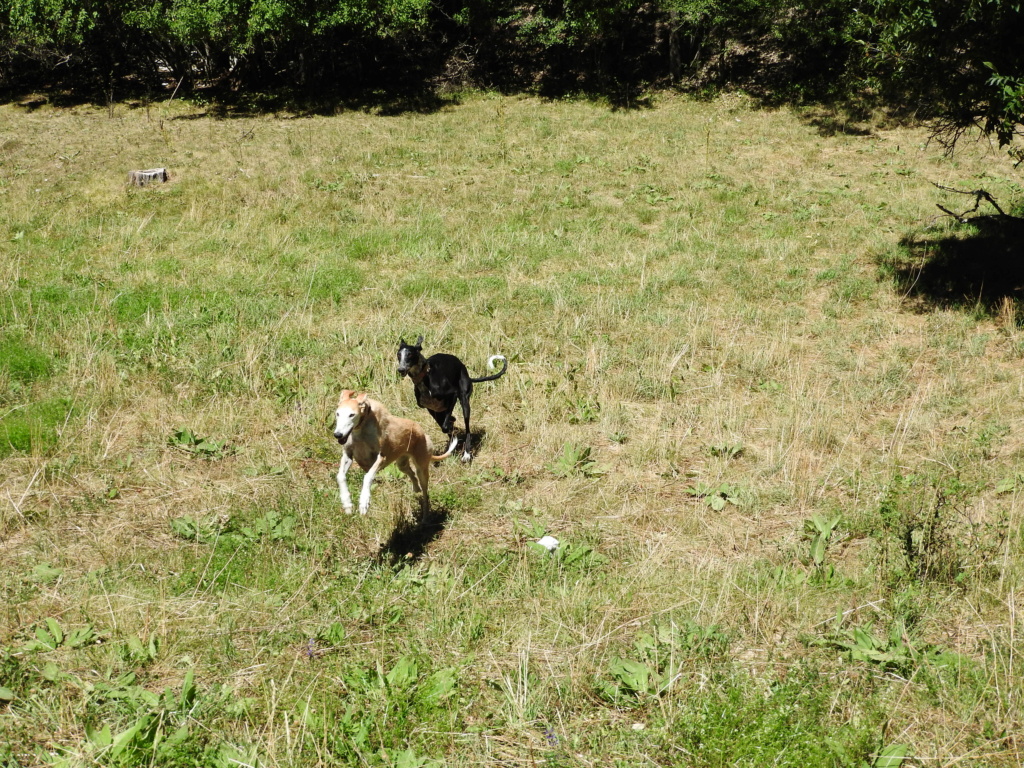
[864,0,1024,161]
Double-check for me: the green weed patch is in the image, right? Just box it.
[668,667,888,767]
[0,335,53,383]
[0,397,71,457]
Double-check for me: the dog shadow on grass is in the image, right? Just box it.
[882,214,1024,312]
[374,429,488,566]
[376,502,452,567]
[461,427,487,458]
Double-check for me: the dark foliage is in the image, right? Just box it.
[0,1,867,107]
[865,0,1024,154]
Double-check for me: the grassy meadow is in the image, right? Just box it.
[1,91,1023,766]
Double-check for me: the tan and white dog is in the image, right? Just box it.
[333,390,457,515]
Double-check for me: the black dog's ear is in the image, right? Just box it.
[415,335,424,347]
[399,337,406,346]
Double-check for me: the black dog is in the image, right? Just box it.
[397,336,507,463]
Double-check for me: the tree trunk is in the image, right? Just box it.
[128,168,169,186]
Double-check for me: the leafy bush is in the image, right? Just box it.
[170,510,297,546]
[815,620,936,676]
[168,427,230,459]
[685,481,742,511]
[549,442,604,478]
[803,512,842,568]
[597,617,729,704]
[876,472,1008,586]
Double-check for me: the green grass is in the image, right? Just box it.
[0,336,54,384]
[0,397,71,458]
[0,91,1022,766]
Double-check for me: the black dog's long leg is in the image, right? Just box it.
[458,390,472,462]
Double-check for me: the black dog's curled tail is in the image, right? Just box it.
[471,355,508,383]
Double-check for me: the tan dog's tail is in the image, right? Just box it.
[431,434,459,462]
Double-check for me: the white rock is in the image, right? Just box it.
[537,535,559,553]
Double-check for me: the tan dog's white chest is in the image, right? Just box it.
[345,434,380,472]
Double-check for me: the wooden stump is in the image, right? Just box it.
[128,168,169,186]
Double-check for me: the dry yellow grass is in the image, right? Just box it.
[1,91,1022,766]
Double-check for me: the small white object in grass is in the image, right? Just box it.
[631,722,646,731]
[537,535,559,553]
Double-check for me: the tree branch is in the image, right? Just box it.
[931,182,1007,221]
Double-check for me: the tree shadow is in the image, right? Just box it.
[797,103,876,138]
[792,98,926,140]
[1,80,462,119]
[881,216,1024,312]
[375,501,452,567]
[166,88,460,120]
[1,86,162,111]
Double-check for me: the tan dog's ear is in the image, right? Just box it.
[340,389,354,402]
[355,392,367,405]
